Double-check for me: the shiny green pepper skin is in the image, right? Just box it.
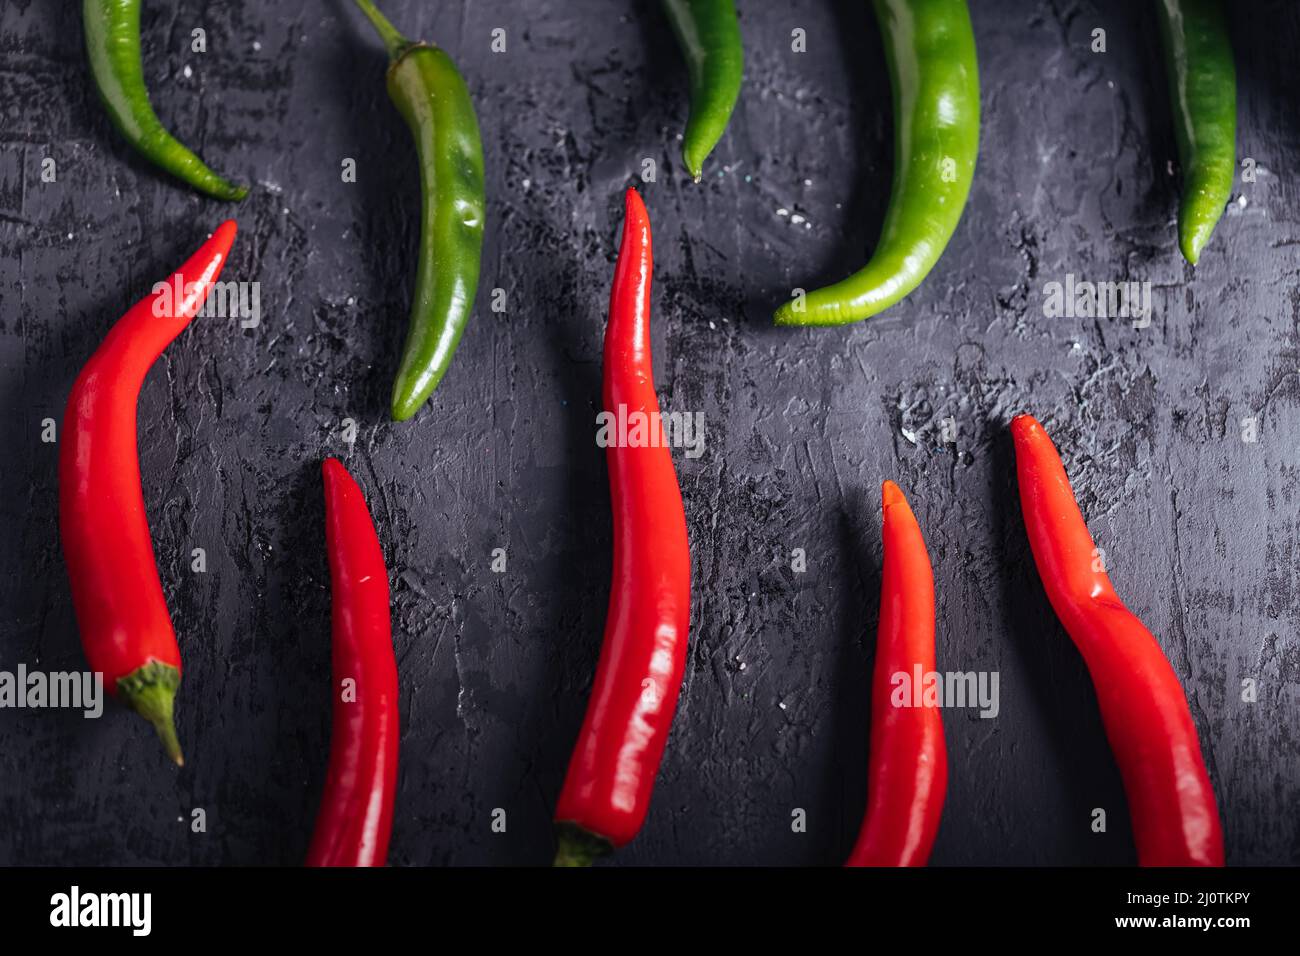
[385,42,486,422]
[83,0,247,201]
[663,0,744,182]
[353,0,486,422]
[1157,0,1236,265]
[775,0,979,327]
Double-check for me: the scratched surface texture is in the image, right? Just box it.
[0,0,1297,866]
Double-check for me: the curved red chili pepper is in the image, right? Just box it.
[1011,414,1224,866]
[553,188,692,866]
[306,458,399,867]
[846,480,947,866]
[59,220,238,765]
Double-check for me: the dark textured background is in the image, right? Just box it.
[0,0,1297,867]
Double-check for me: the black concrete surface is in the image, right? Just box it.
[0,0,1297,866]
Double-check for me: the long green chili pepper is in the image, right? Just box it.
[353,0,486,422]
[774,0,979,327]
[83,0,247,201]
[663,0,744,182]
[1156,0,1236,265]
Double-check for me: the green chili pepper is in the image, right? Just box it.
[1156,0,1236,265]
[663,0,744,182]
[83,0,247,201]
[353,0,486,422]
[775,0,979,327]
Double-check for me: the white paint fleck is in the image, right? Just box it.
[901,427,918,444]
[183,65,192,79]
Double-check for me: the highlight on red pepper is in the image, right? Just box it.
[846,480,947,867]
[59,220,238,765]
[1011,414,1224,867]
[306,458,399,867]
[552,188,693,867]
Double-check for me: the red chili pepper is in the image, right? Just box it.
[1011,414,1224,866]
[59,221,238,765]
[846,480,947,867]
[552,188,692,867]
[306,458,399,867]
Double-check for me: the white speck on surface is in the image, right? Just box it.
[1070,341,1082,351]
[803,179,812,186]
[791,214,805,225]
[708,321,716,330]
[183,65,192,79]
[66,232,73,240]
[522,178,530,189]
[778,701,787,710]
[252,41,262,51]
[282,207,289,215]
[901,427,918,444]
[346,297,355,306]
[1238,195,1248,208]
[738,661,746,671]
[776,208,789,217]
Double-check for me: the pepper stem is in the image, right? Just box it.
[552,823,613,867]
[116,661,184,766]
[352,0,411,60]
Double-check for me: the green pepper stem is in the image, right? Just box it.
[552,823,614,867]
[116,660,184,766]
[352,0,410,60]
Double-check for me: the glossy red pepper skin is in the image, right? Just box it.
[59,221,237,765]
[306,458,399,867]
[553,188,692,865]
[846,480,946,866]
[1011,415,1224,867]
